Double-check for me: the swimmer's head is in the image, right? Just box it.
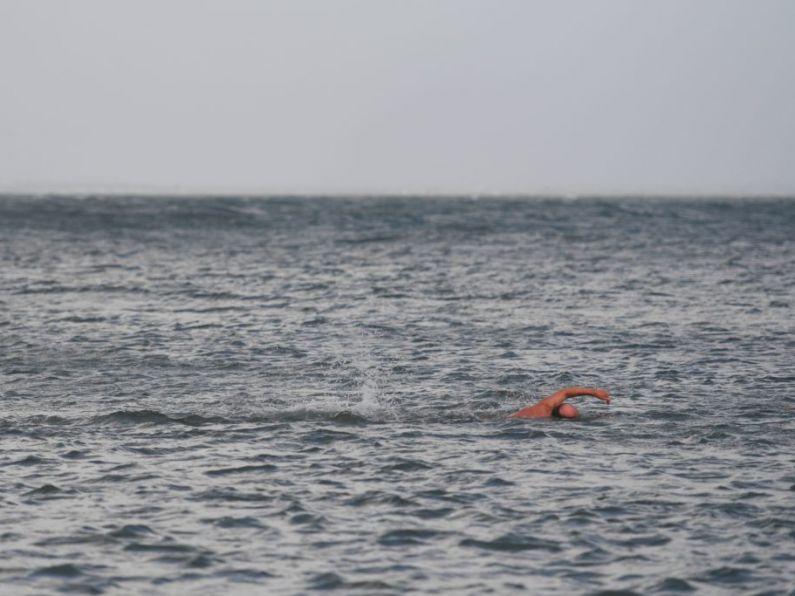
[555,403,579,419]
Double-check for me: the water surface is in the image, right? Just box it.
[1,196,794,594]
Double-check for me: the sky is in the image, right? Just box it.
[1,0,794,196]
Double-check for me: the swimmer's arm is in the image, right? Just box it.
[508,387,610,418]
[554,387,610,404]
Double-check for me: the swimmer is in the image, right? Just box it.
[508,386,610,419]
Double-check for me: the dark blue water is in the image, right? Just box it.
[1,196,794,595]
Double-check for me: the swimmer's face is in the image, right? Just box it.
[556,404,579,418]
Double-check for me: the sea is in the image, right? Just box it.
[1,195,793,595]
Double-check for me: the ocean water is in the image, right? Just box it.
[1,195,794,595]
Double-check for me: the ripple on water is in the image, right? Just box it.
[204,464,278,477]
[377,528,447,547]
[649,577,696,593]
[31,563,84,578]
[460,533,562,553]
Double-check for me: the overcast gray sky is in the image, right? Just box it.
[1,0,793,195]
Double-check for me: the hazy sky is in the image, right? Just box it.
[1,0,793,195]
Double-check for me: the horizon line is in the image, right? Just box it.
[1,189,793,200]
[2,180,795,200]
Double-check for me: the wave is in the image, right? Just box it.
[1,407,549,433]
[90,409,227,427]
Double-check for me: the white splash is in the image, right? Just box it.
[327,328,396,420]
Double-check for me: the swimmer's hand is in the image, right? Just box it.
[593,388,610,403]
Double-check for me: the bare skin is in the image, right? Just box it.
[508,387,611,419]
